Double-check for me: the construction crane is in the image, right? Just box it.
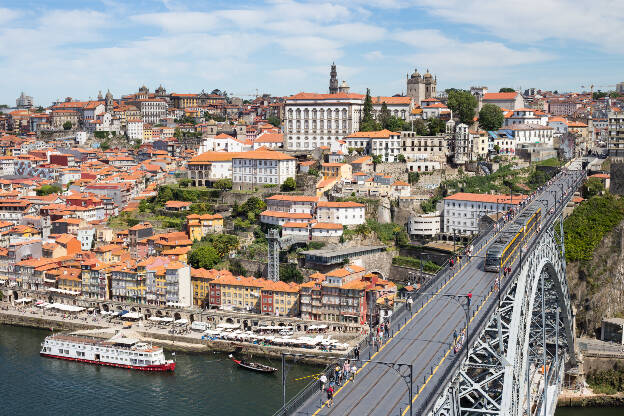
[580,84,595,94]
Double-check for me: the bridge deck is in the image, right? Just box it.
[291,169,584,416]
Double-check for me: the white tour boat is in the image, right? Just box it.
[40,334,176,372]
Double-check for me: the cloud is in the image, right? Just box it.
[0,8,20,25]
[412,0,624,53]
[395,29,553,86]
[364,50,384,60]
[277,36,344,61]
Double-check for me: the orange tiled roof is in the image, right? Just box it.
[317,201,365,208]
[444,192,527,205]
[260,210,313,219]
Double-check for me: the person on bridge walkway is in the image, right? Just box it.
[326,386,334,407]
[353,346,360,362]
[335,365,342,385]
[319,374,328,392]
[350,364,357,381]
[343,360,350,379]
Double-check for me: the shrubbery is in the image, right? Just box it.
[392,256,441,273]
[564,194,624,263]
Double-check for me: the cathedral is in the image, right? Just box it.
[406,68,437,104]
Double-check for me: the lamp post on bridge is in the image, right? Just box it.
[420,292,473,363]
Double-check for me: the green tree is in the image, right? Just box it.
[138,199,153,213]
[178,178,192,187]
[62,121,73,130]
[360,88,380,131]
[493,144,501,153]
[386,116,407,132]
[267,115,281,127]
[446,89,478,125]
[377,102,391,129]
[582,177,605,198]
[478,103,505,131]
[36,184,61,196]
[395,229,409,247]
[372,154,383,166]
[156,187,175,205]
[427,118,446,135]
[408,171,419,184]
[412,118,428,135]
[233,197,267,221]
[308,167,319,177]
[188,245,220,269]
[280,263,303,283]
[281,177,296,192]
[204,234,239,258]
[397,154,406,163]
[593,91,608,100]
[214,178,232,190]
[499,87,515,93]
[228,259,247,276]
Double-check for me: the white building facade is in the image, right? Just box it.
[284,92,364,150]
[316,201,365,226]
[232,150,296,191]
[443,193,526,235]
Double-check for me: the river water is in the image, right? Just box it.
[0,325,320,416]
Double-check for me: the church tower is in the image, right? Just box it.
[105,90,114,113]
[406,67,437,104]
[329,63,338,94]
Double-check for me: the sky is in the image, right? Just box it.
[1,0,623,106]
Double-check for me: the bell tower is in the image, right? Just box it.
[329,63,338,94]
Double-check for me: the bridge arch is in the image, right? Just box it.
[433,226,576,416]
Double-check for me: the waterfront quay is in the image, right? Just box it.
[0,291,365,364]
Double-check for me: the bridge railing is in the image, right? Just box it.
[418,170,586,415]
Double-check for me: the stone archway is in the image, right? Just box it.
[12,291,19,301]
[115,305,123,311]
[156,310,163,317]
[130,307,137,312]
[225,317,234,324]
[102,304,110,312]
[243,320,250,330]
[189,314,195,323]
[174,312,182,321]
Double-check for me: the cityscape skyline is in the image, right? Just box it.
[2,0,623,106]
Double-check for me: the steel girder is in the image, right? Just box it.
[431,222,575,416]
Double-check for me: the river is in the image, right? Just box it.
[0,325,321,416]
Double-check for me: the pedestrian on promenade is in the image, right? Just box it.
[343,360,350,378]
[354,346,360,361]
[319,374,327,391]
[350,365,357,381]
[334,365,341,385]
[384,324,389,338]
[326,386,334,407]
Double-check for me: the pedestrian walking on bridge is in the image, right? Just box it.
[326,386,334,407]
[319,374,327,392]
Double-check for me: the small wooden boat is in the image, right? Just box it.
[229,354,277,373]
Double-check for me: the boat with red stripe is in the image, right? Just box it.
[40,333,176,372]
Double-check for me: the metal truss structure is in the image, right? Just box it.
[431,217,575,416]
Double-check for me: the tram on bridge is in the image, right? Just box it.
[484,206,542,272]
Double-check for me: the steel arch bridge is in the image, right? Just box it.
[430,220,575,416]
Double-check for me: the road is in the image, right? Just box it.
[292,166,585,416]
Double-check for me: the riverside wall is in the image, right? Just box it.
[0,308,357,364]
